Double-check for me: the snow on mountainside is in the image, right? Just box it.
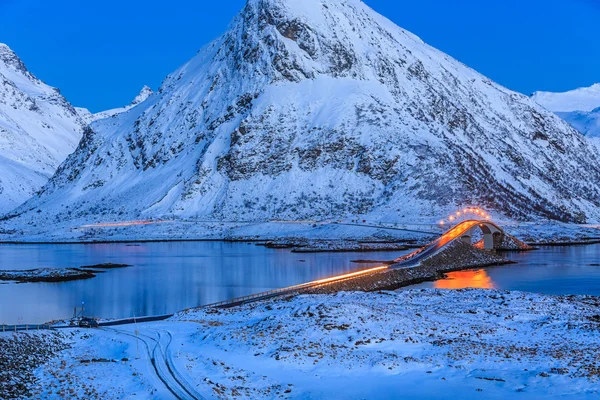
[531,84,600,147]
[6,0,600,231]
[75,86,153,124]
[557,108,600,139]
[532,83,600,113]
[0,43,84,214]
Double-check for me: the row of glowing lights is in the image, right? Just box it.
[440,208,491,226]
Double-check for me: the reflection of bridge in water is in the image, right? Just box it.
[434,270,496,289]
[393,220,505,268]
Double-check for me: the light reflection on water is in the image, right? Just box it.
[0,242,409,324]
[434,270,496,290]
[408,244,600,297]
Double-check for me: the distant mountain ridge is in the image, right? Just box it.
[532,83,600,145]
[76,85,154,124]
[0,43,85,214]
[532,83,600,113]
[5,0,600,233]
[557,108,600,138]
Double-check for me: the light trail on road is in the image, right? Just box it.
[80,220,172,228]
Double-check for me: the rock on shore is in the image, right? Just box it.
[0,332,69,399]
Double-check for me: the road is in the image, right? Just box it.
[104,326,205,400]
[332,221,439,235]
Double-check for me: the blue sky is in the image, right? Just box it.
[1,0,598,112]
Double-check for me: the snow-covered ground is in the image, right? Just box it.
[0,215,597,245]
[9,289,598,399]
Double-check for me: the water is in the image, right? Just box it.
[0,242,409,324]
[409,244,600,295]
[1,243,599,325]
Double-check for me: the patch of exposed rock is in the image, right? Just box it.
[0,332,69,399]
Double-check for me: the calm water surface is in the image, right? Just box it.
[0,242,409,324]
[1,243,598,324]
[410,244,600,295]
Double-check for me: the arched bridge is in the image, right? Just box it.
[393,220,504,268]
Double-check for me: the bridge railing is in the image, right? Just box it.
[201,266,389,309]
[201,282,314,309]
[1,324,53,333]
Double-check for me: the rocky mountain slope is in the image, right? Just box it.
[0,43,84,214]
[6,0,600,231]
[75,86,153,124]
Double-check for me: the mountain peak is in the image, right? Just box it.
[78,85,154,123]
[0,43,30,77]
[0,43,13,54]
[131,85,153,106]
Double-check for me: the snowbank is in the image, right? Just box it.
[15,289,600,399]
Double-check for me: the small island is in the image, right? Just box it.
[0,263,131,283]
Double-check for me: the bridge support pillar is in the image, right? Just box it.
[483,233,494,250]
[461,235,472,245]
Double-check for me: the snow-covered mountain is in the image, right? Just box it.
[532,83,600,113]
[76,85,153,124]
[556,108,600,138]
[0,43,85,214]
[6,0,600,228]
[532,83,600,145]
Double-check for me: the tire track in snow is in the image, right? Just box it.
[103,327,204,400]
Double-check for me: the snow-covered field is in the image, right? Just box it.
[6,289,598,399]
[0,216,597,245]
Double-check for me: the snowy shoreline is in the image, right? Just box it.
[2,289,599,399]
[0,220,598,247]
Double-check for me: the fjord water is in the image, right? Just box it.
[411,244,600,294]
[1,243,599,324]
[0,242,409,325]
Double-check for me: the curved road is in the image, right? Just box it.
[393,220,503,268]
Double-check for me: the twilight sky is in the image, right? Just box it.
[1,0,598,112]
